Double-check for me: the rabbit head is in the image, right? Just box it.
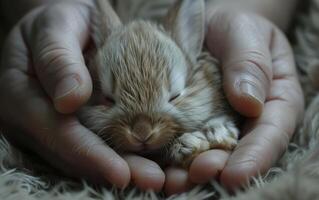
[79,0,219,153]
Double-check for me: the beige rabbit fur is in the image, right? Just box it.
[78,0,239,167]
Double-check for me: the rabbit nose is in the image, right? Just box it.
[132,114,153,143]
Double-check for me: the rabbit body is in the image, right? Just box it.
[78,0,239,166]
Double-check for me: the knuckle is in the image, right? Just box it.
[35,126,57,150]
[231,12,252,24]
[35,4,70,28]
[271,80,304,114]
[229,12,270,33]
[35,44,80,79]
[229,12,260,31]
[258,121,291,154]
[33,2,88,34]
[228,53,272,87]
[245,55,272,83]
[238,51,272,83]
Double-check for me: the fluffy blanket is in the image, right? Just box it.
[1,0,319,199]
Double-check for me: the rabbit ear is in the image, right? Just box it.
[163,0,205,64]
[92,0,122,47]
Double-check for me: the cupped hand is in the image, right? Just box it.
[164,9,304,195]
[0,1,164,191]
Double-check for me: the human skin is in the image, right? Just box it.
[0,0,303,195]
[165,0,303,194]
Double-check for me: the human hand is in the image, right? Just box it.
[164,8,304,194]
[0,1,165,191]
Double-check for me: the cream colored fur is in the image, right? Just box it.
[79,0,239,165]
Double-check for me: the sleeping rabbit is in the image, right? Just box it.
[78,0,240,167]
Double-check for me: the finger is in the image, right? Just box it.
[206,13,273,117]
[24,3,92,113]
[220,29,304,190]
[124,155,165,192]
[269,28,304,117]
[189,150,230,184]
[164,167,193,196]
[0,67,130,188]
[220,102,296,190]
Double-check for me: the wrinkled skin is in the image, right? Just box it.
[0,0,303,195]
[165,9,304,194]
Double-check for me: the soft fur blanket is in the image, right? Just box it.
[1,0,319,199]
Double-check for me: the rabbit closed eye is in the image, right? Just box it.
[78,0,240,167]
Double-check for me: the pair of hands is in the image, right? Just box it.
[0,0,303,195]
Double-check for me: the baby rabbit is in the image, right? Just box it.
[78,0,240,167]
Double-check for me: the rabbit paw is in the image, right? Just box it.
[170,131,210,167]
[202,116,239,150]
[170,116,239,167]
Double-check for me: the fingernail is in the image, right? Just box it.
[54,76,79,100]
[239,81,264,104]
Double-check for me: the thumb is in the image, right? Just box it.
[206,13,273,117]
[27,4,92,114]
